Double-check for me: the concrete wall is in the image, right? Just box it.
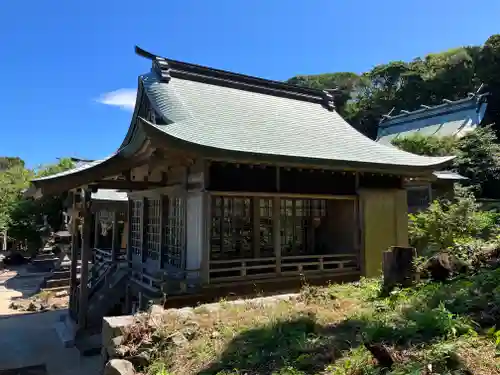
[359,189,408,278]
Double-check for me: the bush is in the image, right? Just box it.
[409,185,499,255]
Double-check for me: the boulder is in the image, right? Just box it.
[55,290,68,298]
[107,335,127,359]
[424,252,468,282]
[364,342,394,369]
[125,351,150,368]
[166,332,188,347]
[104,359,136,375]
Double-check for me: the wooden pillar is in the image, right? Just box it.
[273,197,281,274]
[124,283,132,314]
[159,196,168,268]
[141,197,148,263]
[253,199,260,258]
[201,193,211,284]
[68,198,79,317]
[111,211,119,261]
[93,212,99,250]
[127,200,133,263]
[78,191,92,327]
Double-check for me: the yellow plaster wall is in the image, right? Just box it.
[359,189,408,278]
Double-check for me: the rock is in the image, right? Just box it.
[166,332,188,347]
[26,302,37,312]
[9,302,19,310]
[210,331,221,339]
[364,342,394,369]
[424,253,454,282]
[107,335,127,358]
[51,303,61,310]
[102,316,136,353]
[125,351,150,368]
[148,304,164,316]
[104,359,136,375]
[55,290,68,298]
[180,321,199,340]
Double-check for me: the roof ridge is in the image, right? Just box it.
[135,45,336,111]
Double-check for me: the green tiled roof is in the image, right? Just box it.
[137,49,453,171]
[377,94,488,145]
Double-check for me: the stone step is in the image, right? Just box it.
[51,270,71,279]
[35,253,57,260]
[42,285,70,293]
[54,314,77,348]
[46,278,71,288]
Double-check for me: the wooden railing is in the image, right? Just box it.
[209,253,359,283]
[93,247,127,266]
[129,264,203,296]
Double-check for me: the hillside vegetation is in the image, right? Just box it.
[287,34,500,143]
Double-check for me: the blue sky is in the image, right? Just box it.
[1,0,500,168]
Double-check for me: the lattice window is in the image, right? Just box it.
[211,196,252,260]
[280,199,327,255]
[258,198,273,256]
[131,200,143,256]
[146,199,161,260]
[163,197,185,268]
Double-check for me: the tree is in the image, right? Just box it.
[390,127,500,198]
[0,163,33,235]
[3,158,75,251]
[454,126,500,197]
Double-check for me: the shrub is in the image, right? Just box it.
[409,185,498,255]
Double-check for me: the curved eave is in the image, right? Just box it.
[139,117,454,176]
[28,130,149,198]
[28,154,124,197]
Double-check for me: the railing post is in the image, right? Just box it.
[78,190,92,328]
[111,211,119,262]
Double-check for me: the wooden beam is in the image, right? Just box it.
[91,180,165,190]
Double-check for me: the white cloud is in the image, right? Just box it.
[96,89,137,111]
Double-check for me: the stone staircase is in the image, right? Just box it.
[56,263,128,352]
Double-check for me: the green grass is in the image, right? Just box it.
[123,270,500,375]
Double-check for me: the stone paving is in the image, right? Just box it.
[0,267,100,375]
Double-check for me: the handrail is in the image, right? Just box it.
[208,253,359,282]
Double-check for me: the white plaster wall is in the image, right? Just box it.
[186,192,204,278]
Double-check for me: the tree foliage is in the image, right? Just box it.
[286,36,500,139]
[408,186,498,253]
[390,126,500,198]
[0,157,75,250]
[391,133,457,157]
